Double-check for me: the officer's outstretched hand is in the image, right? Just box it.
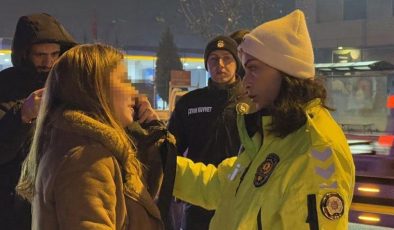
[21,88,44,123]
[135,95,160,124]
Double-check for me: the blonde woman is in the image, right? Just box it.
[17,44,164,230]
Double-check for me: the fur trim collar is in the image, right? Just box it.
[55,110,146,199]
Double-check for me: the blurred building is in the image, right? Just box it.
[297,0,394,64]
[0,48,206,110]
[299,2,394,228]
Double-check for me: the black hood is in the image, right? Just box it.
[11,13,77,68]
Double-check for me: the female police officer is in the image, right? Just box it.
[172,10,355,230]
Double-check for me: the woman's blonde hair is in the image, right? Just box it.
[17,44,140,201]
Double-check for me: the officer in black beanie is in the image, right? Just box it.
[168,35,252,230]
[203,35,240,72]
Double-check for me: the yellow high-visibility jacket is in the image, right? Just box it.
[174,99,355,230]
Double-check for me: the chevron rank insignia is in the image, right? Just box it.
[320,192,344,220]
[253,153,280,187]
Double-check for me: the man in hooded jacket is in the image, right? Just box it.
[0,13,76,229]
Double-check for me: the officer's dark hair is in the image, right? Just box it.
[268,74,330,138]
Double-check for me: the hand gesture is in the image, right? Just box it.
[135,95,160,124]
[21,88,44,123]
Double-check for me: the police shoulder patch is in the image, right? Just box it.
[253,153,280,187]
[320,192,344,220]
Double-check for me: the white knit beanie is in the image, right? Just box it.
[238,9,315,79]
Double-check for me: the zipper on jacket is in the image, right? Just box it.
[306,194,319,230]
[235,162,251,194]
[257,208,262,230]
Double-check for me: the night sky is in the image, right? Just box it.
[0,0,205,49]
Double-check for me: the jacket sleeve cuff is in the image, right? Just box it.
[0,102,32,138]
[141,119,165,129]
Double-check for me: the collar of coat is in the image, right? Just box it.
[53,109,163,219]
[55,110,146,196]
[237,99,328,160]
[208,76,254,106]
[208,75,242,91]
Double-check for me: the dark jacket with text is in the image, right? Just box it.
[168,78,245,165]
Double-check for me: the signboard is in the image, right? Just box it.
[170,70,191,86]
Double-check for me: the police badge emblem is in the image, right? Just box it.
[253,153,280,187]
[217,40,225,48]
[320,192,344,220]
[236,102,249,115]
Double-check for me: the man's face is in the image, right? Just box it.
[29,43,61,73]
[207,50,237,85]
